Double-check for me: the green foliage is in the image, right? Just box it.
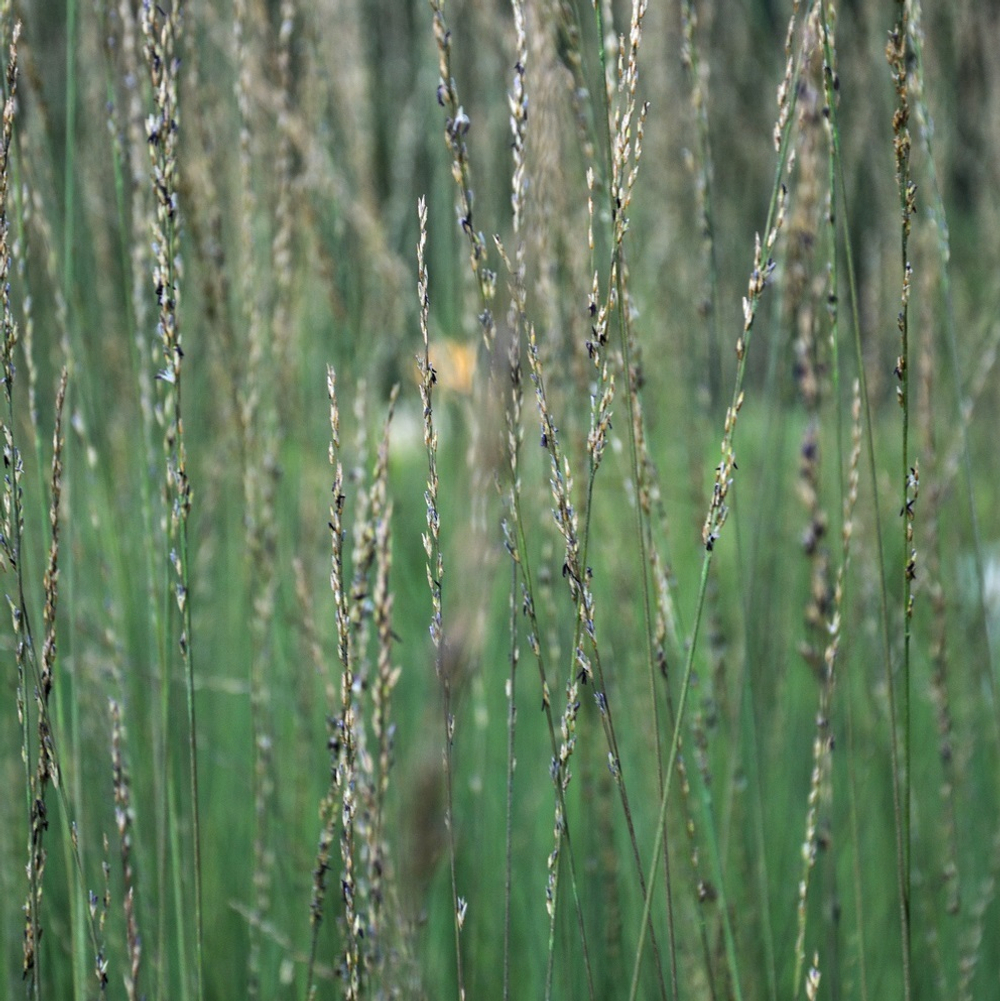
[2,1,999,999]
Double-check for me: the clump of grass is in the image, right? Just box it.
[3,1,1000,999]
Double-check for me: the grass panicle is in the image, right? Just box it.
[141,4,205,999]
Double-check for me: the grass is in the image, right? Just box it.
[3,0,1000,998]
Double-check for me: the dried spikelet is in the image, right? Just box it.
[40,368,66,705]
[608,0,649,248]
[429,0,497,351]
[774,1,802,150]
[709,0,807,470]
[805,955,821,1001]
[526,328,583,613]
[97,838,111,991]
[703,182,786,552]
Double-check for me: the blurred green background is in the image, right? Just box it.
[2,1,999,999]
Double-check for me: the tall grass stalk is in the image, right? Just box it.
[416,197,466,1001]
[0,27,41,998]
[816,9,870,996]
[102,27,168,986]
[305,370,345,1001]
[524,323,596,1001]
[60,3,89,994]
[588,17,682,995]
[570,3,679,995]
[887,11,916,988]
[817,0,912,993]
[327,367,361,1000]
[141,5,203,998]
[677,6,757,995]
[500,6,526,995]
[434,17,599,1001]
[430,7,607,992]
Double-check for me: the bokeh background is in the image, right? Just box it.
[3,1,999,999]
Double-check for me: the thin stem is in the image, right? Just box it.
[815,15,869,998]
[822,11,910,993]
[503,552,517,1001]
[629,555,711,1001]
[888,11,915,980]
[629,6,811,995]
[416,198,466,1001]
[588,4,673,995]
[141,6,203,997]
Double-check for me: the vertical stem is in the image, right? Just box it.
[889,3,915,990]
[141,6,202,997]
[62,5,87,995]
[417,198,465,1001]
